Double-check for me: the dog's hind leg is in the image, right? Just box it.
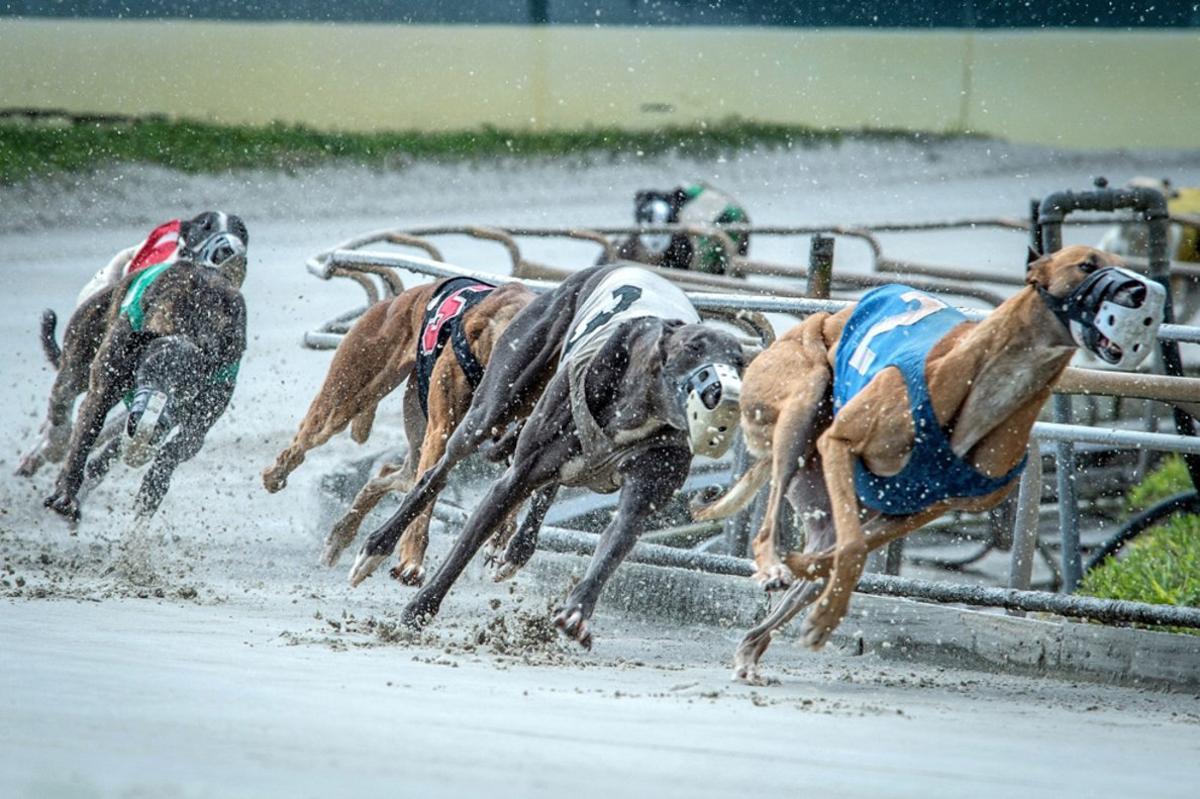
[263,352,415,492]
[784,506,950,584]
[44,382,125,521]
[732,580,825,683]
[263,300,420,493]
[321,470,407,568]
[131,385,232,520]
[78,413,127,502]
[491,482,560,581]
[17,350,91,478]
[553,445,690,649]
[731,462,836,681]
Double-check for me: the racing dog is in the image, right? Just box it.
[41,241,249,523]
[263,277,535,584]
[17,212,248,479]
[348,264,747,647]
[610,183,750,275]
[694,246,1166,681]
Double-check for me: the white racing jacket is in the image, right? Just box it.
[558,266,700,492]
[561,267,699,364]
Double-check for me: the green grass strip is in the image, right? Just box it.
[0,115,981,185]
[1080,455,1200,633]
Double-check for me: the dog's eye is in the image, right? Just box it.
[1079,260,1099,273]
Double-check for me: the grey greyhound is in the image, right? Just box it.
[348,263,747,647]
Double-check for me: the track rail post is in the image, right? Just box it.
[807,234,834,298]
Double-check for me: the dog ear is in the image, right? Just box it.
[625,321,689,431]
[1025,251,1054,287]
[1026,245,1042,269]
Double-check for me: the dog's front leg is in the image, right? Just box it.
[801,430,867,650]
[554,445,690,649]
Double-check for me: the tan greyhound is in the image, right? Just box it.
[695,246,1166,681]
[263,277,534,584]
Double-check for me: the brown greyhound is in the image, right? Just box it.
[263,277,534,584]
[694,246,1166,681]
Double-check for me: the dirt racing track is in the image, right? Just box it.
[3,141,1200,798]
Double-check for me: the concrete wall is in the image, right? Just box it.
[2,19,1197,148]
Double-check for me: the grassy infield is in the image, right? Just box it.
[1081,456,1200,617]
[4,115,1195,620]
[0,116,970,184]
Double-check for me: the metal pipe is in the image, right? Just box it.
[323,250,1200,344]
[807,234,834,299]
[1039,185,1200,490]
[1054,368,1200,405]
[1008,441,1043,595]
[1052,395,1083,593]
[519,522,1200,630]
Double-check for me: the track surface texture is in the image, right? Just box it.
[4,141,1200,798]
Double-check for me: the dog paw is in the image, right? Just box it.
[489,547,527,583]
[753,563,794,592]
[261,467,286,494]
[731,663,764,685]
[491,558,522,583]
[553,606,593,650]
[320,518,360,568]
[399,594,440,630]
[688,485,726,519]
[43,491,81,522]
[348,549,388,587]
[390,562,425,587]
[799,596,847,651]
[15,453,41,477]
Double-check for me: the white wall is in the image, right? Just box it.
[3,19,1196,148]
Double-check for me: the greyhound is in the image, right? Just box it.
[694,246,1166,681]
[348,263,747,647]
[608,183,750,275]
[263,277,535,584]
[40,235,248,524]
[18,212,248,479]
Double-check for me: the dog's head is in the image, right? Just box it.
[179,212,249,287]
[634,188,691,261]
[644,322,748,458]
[1027,245,1165,369]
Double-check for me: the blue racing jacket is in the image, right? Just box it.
[832,285,1026,515]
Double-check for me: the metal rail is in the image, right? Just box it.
[321,249,1200,346]
[427,503,1200,629]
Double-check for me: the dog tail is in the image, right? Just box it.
[691,458,770,521]
[40,309,61,370]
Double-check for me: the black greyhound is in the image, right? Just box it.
[349,264,746,647]
[42,256,247,524]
